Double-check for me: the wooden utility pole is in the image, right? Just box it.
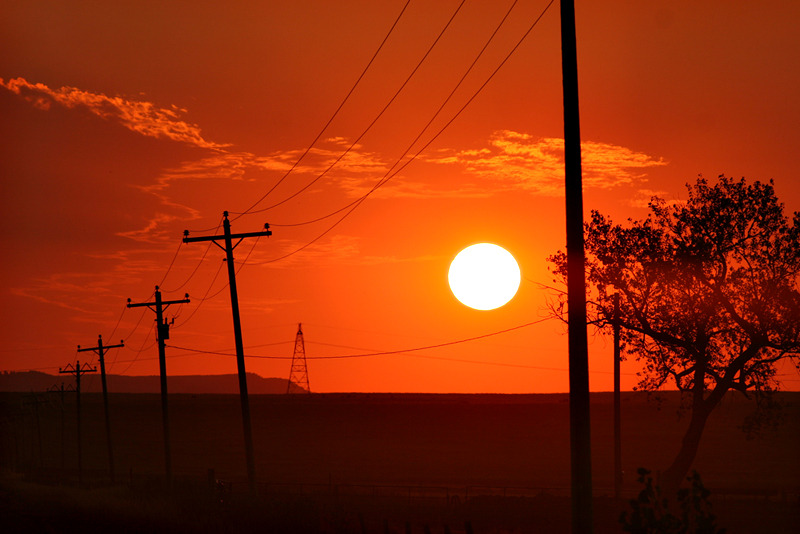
[183,211,272,496]
[59,361,96,486]
[78,335,123,483]
[613,293,622,500]
[560,0,593,531]
[127,286,190,487]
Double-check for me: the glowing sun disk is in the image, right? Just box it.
[448,243,520,310]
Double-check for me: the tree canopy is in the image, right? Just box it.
[548,176,800,491]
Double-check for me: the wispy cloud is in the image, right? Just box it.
[1,77,227,150]
[426,130,667,195]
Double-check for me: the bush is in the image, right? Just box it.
[620,468,726,534]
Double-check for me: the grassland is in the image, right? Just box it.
[1,391,798,532]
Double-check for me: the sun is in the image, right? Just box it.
[448,243,521,310]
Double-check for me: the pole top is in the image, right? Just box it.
[223,210,229,218]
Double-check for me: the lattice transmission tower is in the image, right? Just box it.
[287,323,311,393]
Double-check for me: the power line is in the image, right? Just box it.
[234,0,467,218]
[172,260,226,329]
[157,240,183,288]
[269,0,522,231]
[234,0,413,219]
[168,318,550,360]
[248,0,555,266]
[115,322,157,376]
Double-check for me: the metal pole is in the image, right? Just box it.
[222,214,258,496]
[560,0,593,531]
[613,293,622,500]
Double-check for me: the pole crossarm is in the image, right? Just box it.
[183,228,271,244]
[59,362,97,376]
[78,340,124,354]
[127,288,190,311]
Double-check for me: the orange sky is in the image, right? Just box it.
[1,1,799,393]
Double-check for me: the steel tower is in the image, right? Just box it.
[287,323,310,393]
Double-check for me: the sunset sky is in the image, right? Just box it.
[2,0,798,393]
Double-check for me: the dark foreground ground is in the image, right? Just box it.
[1,391,798,532]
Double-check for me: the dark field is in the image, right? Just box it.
[2,391,798,533]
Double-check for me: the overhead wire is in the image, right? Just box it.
[249,0,556,266]
[115,322,157,375]
[165,317,637,376]
[172,260,226,328]
[162,215,224,294]
[233,0,413,220]
[33,2,557,381]
[169,318,547,359]
[233,0,467,218]
[157,240,183,288]
[270,0,524,231]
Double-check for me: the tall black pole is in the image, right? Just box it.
[560,0,593,532]
[222,215,258,497]
[79,335,123,484]
[128,287,189,488]
[155,289,171,486]
[77,368,82,486]
[98,336,114,483]
[613,293,622,500]
[183,212,271,497]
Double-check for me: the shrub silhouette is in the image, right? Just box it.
[620,468,726,534]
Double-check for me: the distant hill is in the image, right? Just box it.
[0,370,306,394]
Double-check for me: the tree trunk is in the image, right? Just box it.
[659,404,712,496]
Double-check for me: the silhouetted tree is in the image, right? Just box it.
[547,176,800,493]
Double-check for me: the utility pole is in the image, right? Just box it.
[183,211,272,496]
[560,0,593,532]
[127,286,190,487]
[78,335,124,483]
[59,360,96,486]
[287,323,311,393]
[613,293,622,500]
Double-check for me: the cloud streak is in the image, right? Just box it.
[426,130,667,195]
[1,77,227,150]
